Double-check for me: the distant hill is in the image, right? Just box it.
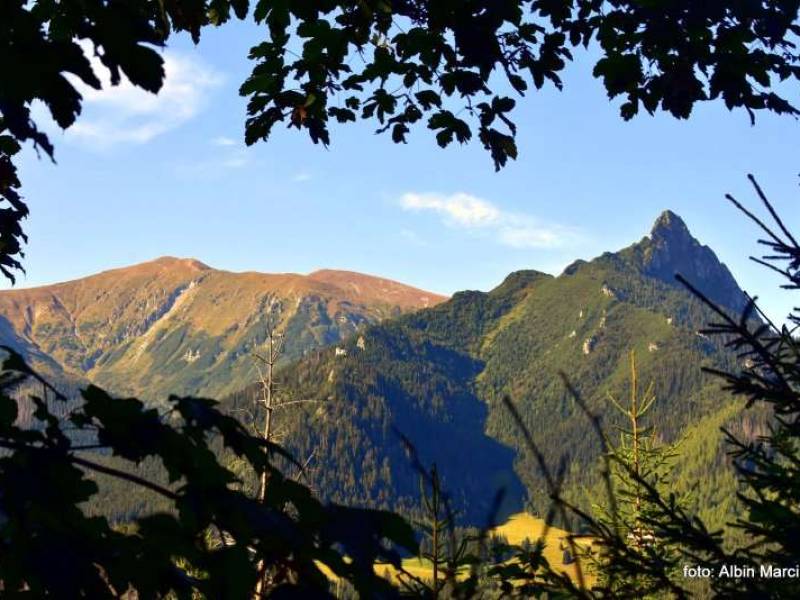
[0,258,446,400]
[231,211,756,526]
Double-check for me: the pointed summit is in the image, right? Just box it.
[647,210,700,261]
[641,211,747,313]
[650,210,692,240]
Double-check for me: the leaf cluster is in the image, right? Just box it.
[240,0,800,171]
[0,345,418,598]
[2,1,800,283]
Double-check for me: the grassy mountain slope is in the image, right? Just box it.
[0,257,446,401]
[233,211,752,528]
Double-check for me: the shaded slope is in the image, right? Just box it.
[226,274,543,524]
[249,212,750,527]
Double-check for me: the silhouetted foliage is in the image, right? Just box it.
[0,122,27,283]
[0,346,417,597]
[3,1,800,281]
[6,0,798,168]
[240,0,800,170]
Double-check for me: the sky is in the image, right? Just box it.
[11,18,800,324]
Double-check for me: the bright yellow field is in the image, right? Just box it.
[491,512,595,585]
[319,512,596,590]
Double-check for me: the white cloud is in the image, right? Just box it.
[65,46,223,148]
[212,136,237,147]
[498,226,561,249]
[400,192,500,228]
[399,192,577,249]
[292,172,312,183]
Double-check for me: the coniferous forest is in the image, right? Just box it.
[3,1,800,598]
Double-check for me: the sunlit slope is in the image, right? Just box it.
[256,211,751,527]
[475,248,742,512]
[0,257,446,400]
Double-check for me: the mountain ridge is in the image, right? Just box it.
[239,210,751,526]
[0,257,447,400]
[5,257,444,308]
[0,213,754,529]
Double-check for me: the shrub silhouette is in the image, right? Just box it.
[0,347,416,597]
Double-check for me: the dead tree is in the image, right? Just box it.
[252,323,284,503]
[251,321,321,597]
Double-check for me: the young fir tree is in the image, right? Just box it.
[396,461,496,599]
[393,464,453,598]
[591,351,685,597]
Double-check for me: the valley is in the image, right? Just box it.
[0,211,755,535]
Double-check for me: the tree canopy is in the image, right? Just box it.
[2,0,800,280]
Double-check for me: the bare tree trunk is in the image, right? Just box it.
[254,327,281,598]
[250,324,320,597]
[258,332,274,503]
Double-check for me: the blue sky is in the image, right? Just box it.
[11,19,800,324]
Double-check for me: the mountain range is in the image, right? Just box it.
[224,210,755,525]
[0,258,446,400]
[0,211,757,528]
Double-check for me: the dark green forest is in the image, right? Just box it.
[3,0,800,597]
[5,193,796,598]
[219,212,764,535]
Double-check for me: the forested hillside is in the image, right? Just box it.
[226,211,758,529]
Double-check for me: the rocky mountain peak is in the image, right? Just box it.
[650,210,692,242]
[641,211,747,313]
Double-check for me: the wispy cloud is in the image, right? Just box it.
[292,172,313,183]
[399,192,578,249]
[221,150,250,169]
[65,47,222,148]
[212,136,238,147]
[173,150,252,178]
[401,193,500,227]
